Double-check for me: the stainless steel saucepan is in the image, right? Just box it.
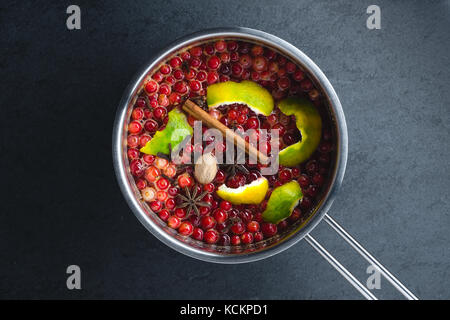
[113,27,417,300]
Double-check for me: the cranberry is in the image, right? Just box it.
[127,148,139,160]
[174,81,188,94]
[306,160,318,174]
[158,94,169,107]
[196,70,207,81]
[213,209,228,224]
[207,56,221,69]
[231,235,241,245]
[145,80,158,93]
[267,114,277,126]
[166,186,178,197]
[167,215,181,229]
[136,178,147,190]
[192,227,204,240]
[164,198,175,210]
[219,234,230,246]
[227,41,238,51]
[230,51,239,62]
[130,159,144,177]
[254,232,264,242]
[298,174,310,188]
[312,173,324,186]
[277,77,291,90]
[272,123,286,136]
[204,44,215,55]
[160,64,171,75]
[300,79,313,91]
[278,220,288,231]
[189,80,201,92]
[231,63,243,77]
[174,208,186,219]
[178,221,194,236]
[261,223,277,237]
[291,167,301,177]
[220,52,230,63]
[247,221,260,233]
[200,216,216,230]
[128,121,142,134]
[245,117,259,129]
[207,71,219,84]
[215,170,226,183]
[145,166,160,182]
[231,222,245,235]
[150,200,162,212]
[279,169,292,182]
[156,177,169,190]
[158,209,170,221]
[190,46,202,57]
[169,57,182,69]
[203,183,215,193]
[219,201,232,211]
[239,54,252,68]
[139,135,151,148]
[252,56,268,72]
[240,210,252,223]
[127,135,139,148]
[178,174,193,188]
[289,208,301,222]
[265,49,277,60]
[241,232,254,244]
[144,119,158,132]
[152,72,164,83]
[293,69,305,81]
[131,108,144,120]
[300,196,312,209]
[204,229,219,244]
[251,45,264,56]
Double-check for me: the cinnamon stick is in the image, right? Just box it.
[182,99,269,164]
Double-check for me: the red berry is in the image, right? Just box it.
[219,234,230,246]
[245,117,259,129]
[192,227,204,240]
[127,135,139,148]
[219,201,232,211]
[215,40,227,52]
[291,167,301,177]
[145,80,158,93]
[227,41,238,51]
[136,178,147,190]
[165,198,176,210]
[207,71,219,84]
[215,170,225,183]
[130,159,144,177]
[241,232,254,244]
[144,119,158,132]
[279,169,292,182]
[204,45,215,55]
[168,186,179,197]
[204,229,219,244]
[174,81,188,94]
[293,69,305,81]
[231,63,243,77]
[128,121,142,134]
[213,208,228,224]
[174,208,186,219]
[231,222,245,235]
[231,235,241,245]
[160,64,171,75]
[300,79,313,91]
[203,183,215,193]
[178,174,193,188]
[286,62,296,73]
[158,209,170,221]
[254,231,263,242]
[277,77,291,90]
[201,216,216,230]
[189,80,201,91]
[239,54,252,68]
[261,223,277,237]
[252,56,268,72]
[207,56,221,69]
[178,221,194,236]
[167,215,181,229]
[156,177,169,190]
[127,148,139,160]
[149,200,162,212]
[247,221,260,233]
[169,57,182,69]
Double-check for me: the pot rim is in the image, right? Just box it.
[112,27,348,264]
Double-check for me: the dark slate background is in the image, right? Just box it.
[0,0,449,299]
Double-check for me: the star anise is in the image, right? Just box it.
[176,184,211,216]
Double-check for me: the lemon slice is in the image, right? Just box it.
[278,97,322,167]
[207,80,274,116]
[216,177,268,205]
[262,181,303,223]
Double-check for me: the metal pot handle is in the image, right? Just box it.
[305,213,418,300]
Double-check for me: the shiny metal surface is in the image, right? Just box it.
[112,27,348,263]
